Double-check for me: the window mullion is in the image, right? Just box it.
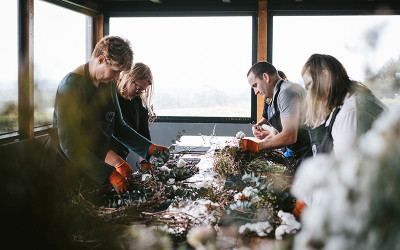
[18,0,35,139]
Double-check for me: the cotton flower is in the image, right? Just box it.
[238,221,273,237]
[187,225,217,249]
[234,193,242,201]
[177,158,187,168]
[166,178,175,185]
[292,102,400,250]
[159,166,171,172]
[275,210,301,240]
[166,199,221,229]
[141,174,152,181]
[236,131,245,139]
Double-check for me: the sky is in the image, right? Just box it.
[110,16,253,97]
[273,15,400,85]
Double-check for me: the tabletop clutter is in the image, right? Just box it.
[77,132,301,249]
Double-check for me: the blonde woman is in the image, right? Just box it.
[302,53,387,156]
[105,62,156,172]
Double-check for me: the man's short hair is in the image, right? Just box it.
[92,36,133,72]
[247,61,278,79]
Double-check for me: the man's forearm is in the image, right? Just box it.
[258,131,297,151]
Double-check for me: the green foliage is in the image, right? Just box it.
[213,143,296,227]
[168,129,186,152]
[195,187,222,203]
[364,57,400,99]
[247,159,286,174]
[0,101,17,115]
[214,145,294,188]
[0,115,17,134]
[225,172,296,225]
[153,164,199,182]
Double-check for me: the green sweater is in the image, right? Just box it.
[52,70,152,184]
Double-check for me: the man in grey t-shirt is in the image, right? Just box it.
[240,61,312,168]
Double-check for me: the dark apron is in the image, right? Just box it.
[308,107,341,156]
[268,80,312,169]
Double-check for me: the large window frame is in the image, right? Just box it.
[267,7,400,111]
[104,11,259,124]
[2,0,399,144]
[0,0,98,144]
[265,2,400,63]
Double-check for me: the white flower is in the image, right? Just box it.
[292,102,400,250]
[159,166,171,172]
[187,225,217,249]
[275,210,301,240]
[238,221,272,237]
[166,178,175,185]
[234,192,242,201]
[236,131,245,139]
[177,159,187,168]
[141,174,152,182]
[238,223,250,234]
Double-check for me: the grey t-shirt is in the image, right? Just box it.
[270,80,306,119]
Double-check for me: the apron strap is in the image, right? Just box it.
[327,107,342,135]
[271,79,284,115]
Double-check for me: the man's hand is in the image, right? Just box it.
[239,139,259,152]
[115,161,133,180]
[252,124,270,140]
[140,160,154,172]
[149,144,170,163]
[262,124,278,138]
[108,169,129,194]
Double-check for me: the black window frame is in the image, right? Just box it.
[0,0,98,144]
[2,0,400,144]
[103,5,259,124]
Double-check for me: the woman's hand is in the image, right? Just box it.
[108,169,130,194]
[149,144,170,163]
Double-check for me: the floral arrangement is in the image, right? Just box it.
[75,130,301,249]
[212,134,300,240]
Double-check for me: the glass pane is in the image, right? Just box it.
[34,0,88,127]
[110,16,252,117]
[273,15,400,107]
[0,1,18,134]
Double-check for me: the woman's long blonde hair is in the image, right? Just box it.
[302,54,355,128]
[116,62,155,119]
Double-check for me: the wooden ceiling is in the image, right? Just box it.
[53,0,400,15]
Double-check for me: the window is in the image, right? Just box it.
[34,0,89,127]
[0,0,18,134]
[110,16,253,118]
[273,15,400,107]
